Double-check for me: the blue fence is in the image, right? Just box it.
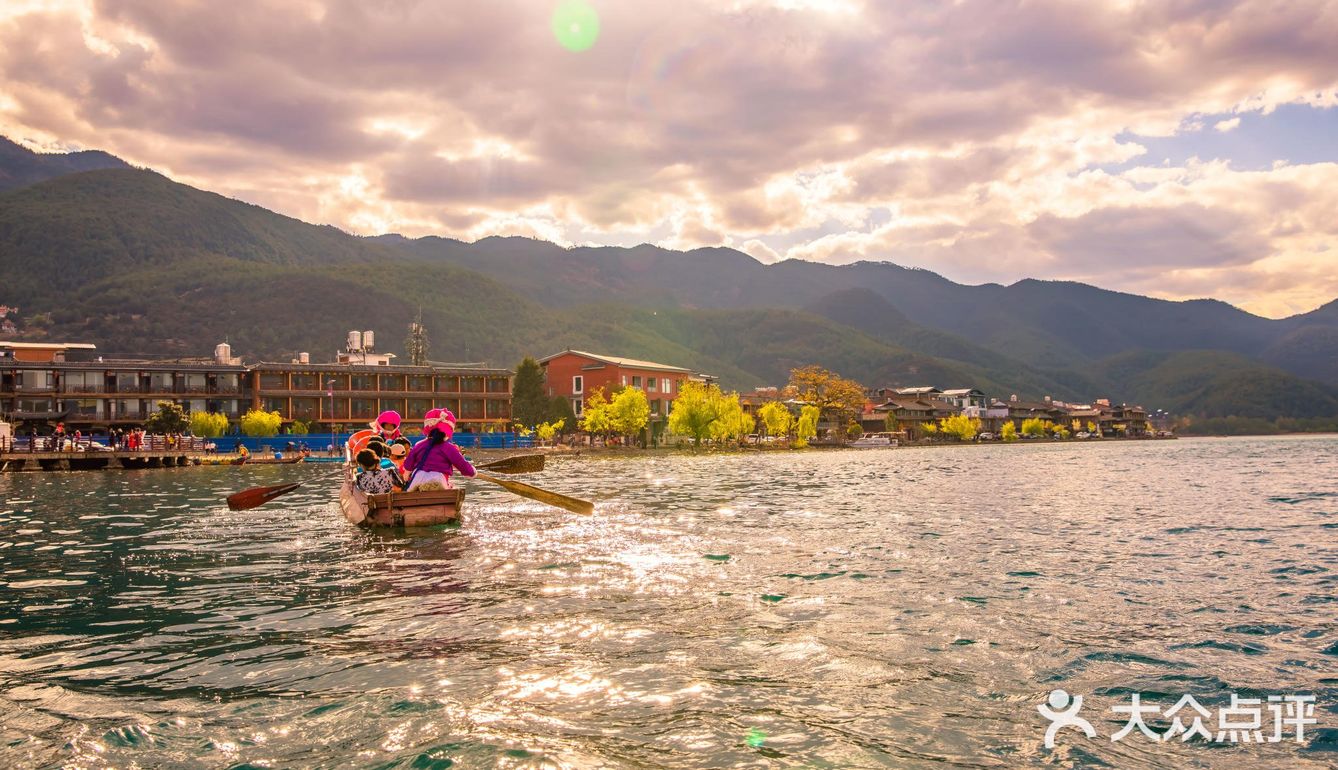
[220,432,534,454]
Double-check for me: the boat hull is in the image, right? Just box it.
[339,474,464,528]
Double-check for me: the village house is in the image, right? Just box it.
[538,350,707,435]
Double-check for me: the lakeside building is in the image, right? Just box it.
[0,339,513,434]
[538,350,712,426]
[862,382,1152,438]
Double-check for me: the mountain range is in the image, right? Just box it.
[2,137,1337,422]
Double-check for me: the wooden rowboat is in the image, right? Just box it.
[338,471,465,527]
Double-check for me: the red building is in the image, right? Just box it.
[538,350,698,425]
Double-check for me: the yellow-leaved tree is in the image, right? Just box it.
[610,387,651,440]
[1001,422,1019,442]
[668,381,726,447]
[938,414,982,442]
[535,419,565,445]
[189,411,229,438]
[794,405,820,448]
[580,387,614,438]
[1020,417,1049,437]
[710,392,754,444]
[240,409,283,437]
[788,365,866,428]
[756,401,793,441]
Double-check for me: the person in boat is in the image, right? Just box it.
[371,410,404,444]
[402,408,475,491]
[353,448,405,494]
[388,439,409,472]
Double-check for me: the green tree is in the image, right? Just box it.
[144,400,188,433]
[548,394,577,425]
[240,408,283,437]
[513,357,549,427]
[1001,421,1019,442]
[610,387,651,440]
[188,411,229,437]
[289,420,311,435]
[793,405,820,448]
[938,414,982,441]
[668,381,726,447]
[756,401,793,440]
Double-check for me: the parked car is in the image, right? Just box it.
[1075,431,1091,439]
[977,432,994,441]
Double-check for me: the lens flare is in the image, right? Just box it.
[551,1,599,52]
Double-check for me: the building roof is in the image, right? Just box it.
[250,361,511,375]
[894,386,942,395]
[0,341,98,350]
[3,359,246,372]
[538,349,693,374]
[941,388,984,396]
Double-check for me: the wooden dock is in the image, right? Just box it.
[0,450,213,472]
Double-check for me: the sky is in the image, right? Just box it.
[1,0,1336,318]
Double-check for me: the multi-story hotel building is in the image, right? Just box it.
[0,340,513,433]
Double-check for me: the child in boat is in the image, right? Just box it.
[388,439,409,472]
[371,410,404,443]
[402,408,475,491]
[354,448,404,494]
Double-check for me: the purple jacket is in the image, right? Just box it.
[403,437,476,479]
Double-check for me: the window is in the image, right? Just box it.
[379,374,404,391]
[436,375,460,393]
[651,399,660,415]
[487,377,510,393]
[487,399,510,419]
[631,376,641,387]
[350,374,376,391]
[647,377,657,391]
[114,399,139,418]
[406,399,432,419]
[572,398,583,417]
[460,399,485,419]
[263,397,287,413]
[350,398,377,419]
[260,372,287,389]
[621,375,627,386]
[64,371,102,393]
[215,373,240,393]
[408,375,432,392]
[462,376,485,393]
[291,373,319,390]
[18,371,54,391]
[116,373,138,392]
[183,373,208,392]
[572,375,583,394]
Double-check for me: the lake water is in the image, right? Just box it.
[1,436,1336,768]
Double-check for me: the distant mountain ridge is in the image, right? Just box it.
[2,137,1337,422]
[0,137,128,193]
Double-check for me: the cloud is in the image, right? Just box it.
[0,0,1336,316]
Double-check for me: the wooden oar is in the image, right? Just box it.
[476,453,546,474]
[225,454,546,511]
[472,471,594,515]
[226,481,306,511]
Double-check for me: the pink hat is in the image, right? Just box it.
[423,408,456,436]
[372,410,402,430]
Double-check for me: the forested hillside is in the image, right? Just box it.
[3,138,1338,422]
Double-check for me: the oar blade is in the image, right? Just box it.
[474,472,593,515]
[478,453,546,474]
[226,482,304,511]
